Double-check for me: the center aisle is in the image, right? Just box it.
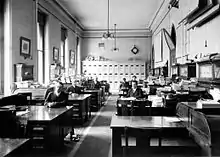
[68,95,117,157]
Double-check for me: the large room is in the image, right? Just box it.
[1,0,220,157]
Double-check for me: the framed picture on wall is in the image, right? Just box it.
[53,47,59,61]
[20,37,31,58]
[69,50,75,66]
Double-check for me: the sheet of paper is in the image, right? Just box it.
[164,117,181,122]
[16,111,30,116]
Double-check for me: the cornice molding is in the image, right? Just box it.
[52,0,84,31]
[82,29,152,38]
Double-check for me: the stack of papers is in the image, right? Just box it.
[16,110,30,116]
[120,97,136,101]
[196,99,220,108]
[164,117,181,122]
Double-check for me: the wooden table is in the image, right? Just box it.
[0,138,29,157]
[17,105,73,151]
[110,115,186,157]
[179,101,220,115]
[82,90,101,111]
[116,97,174,116]
[68,94,91,123]
[13,88,47,105]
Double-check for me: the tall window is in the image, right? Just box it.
[76,36,79,74]
[37,11,47,84]
[61,27,67,68]
[0,0,5,94]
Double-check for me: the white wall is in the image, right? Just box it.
[11,0,36,80]
[0,1,4,94]
[81,31,152,63]
[2,0,82,95]
[151,0,220,74]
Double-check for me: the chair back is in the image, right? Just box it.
[117,99,133,116]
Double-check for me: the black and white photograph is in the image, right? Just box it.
[1,0,220,157]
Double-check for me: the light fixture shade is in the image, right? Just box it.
[102,32,114,40]
[102,0,114,40]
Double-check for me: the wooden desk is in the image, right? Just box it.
[17,106,73,150]
[13,88,47,105]
[0,138,29,157]
[116,98,151,116]
[116,97,173,116]
[118,88,129,97]
[82,90,101,111]
[110,115,186,157]
[68,94,91,123]
[179,102,220,115]
[100,86,106,105]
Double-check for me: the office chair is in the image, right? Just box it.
[116,99,133,116]
[133,99,152,116]
[18,92,32,105]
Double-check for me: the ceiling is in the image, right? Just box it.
[58,0,163,30]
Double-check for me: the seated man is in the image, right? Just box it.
[44,81,68,108]
[129,75,137,88]
[44,81,80,141]
[66,80,82,94]
[119,78,129,89]
[94,77,101,89]
[44,80,59,100]
[126,80,143,99]
[119,78,129,96]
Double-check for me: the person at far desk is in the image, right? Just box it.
[126,80,144,99]
[44,81,68,108]
[66,80,82,95]
[120,78,129,89]
[119,78,129,97]
[93,77,101,89]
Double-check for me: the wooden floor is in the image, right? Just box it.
[10,95,203,157]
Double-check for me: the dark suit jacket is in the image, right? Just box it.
[44,91,68,107]
[66,85,82,94]
[126,88,143,99]
[94,81,101,89]
[119,81,129,89]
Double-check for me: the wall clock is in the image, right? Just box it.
[131,45,139,54]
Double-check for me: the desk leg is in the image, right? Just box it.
[87,97,91,119]
[112,128,122,157]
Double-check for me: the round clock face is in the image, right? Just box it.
[131,46,139,54]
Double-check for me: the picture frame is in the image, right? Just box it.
[53,47,59,61]
[20,37,31,58]
[69,50,75,66]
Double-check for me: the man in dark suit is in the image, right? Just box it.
[119,78,129,89]
[94,77,101,89]
[126,80,143,99]
[44,82,68,108]
[66,80,82,94]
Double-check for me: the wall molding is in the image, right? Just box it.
[53,0,84,31]
[82,29,152,38]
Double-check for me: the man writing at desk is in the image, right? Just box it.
[126,80,143,99]
[44,81,68,108]
[44,81,80,141]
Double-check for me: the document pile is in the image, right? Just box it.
[196,99,220,109]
